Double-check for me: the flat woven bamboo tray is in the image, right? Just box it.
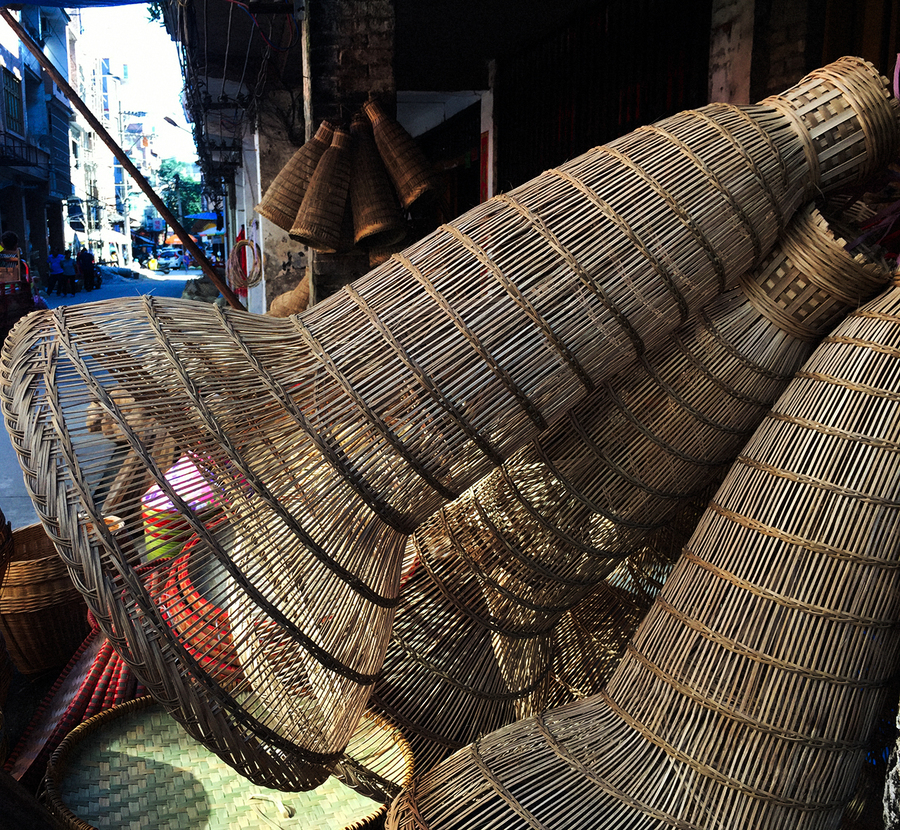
[386,281,900,829]
[3,604,147,790]
[45,695,410,830]
[0,58,896,790]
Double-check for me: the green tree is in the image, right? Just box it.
[157,158,202,222]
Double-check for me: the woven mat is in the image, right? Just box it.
[48,698,385,829]
[5,629,103,783]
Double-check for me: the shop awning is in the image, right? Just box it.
[101,229,132,246]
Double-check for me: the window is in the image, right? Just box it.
[3,69,22,135]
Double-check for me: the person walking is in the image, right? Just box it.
[47,248,65,295]
[76,246,96,291]
[60,250,77,295]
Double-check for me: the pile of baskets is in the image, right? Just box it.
[3,56,900,830]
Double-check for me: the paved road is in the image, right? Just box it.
[1,266,200,529]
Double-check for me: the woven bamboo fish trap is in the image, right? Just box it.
[363,98,439,210]
[350,113,407,248]
[0,58,897,792]
[386,280,900,830]
[255,121,336,232]
[45,695,414,830]
[268,270,311,317]
[370,202,893,772]
[290,128,353,253]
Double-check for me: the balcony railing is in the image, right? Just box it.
[0,130,47,167]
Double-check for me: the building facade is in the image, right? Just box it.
[163,0,900,316]
[0,5,74,284]
[66,14,132,267]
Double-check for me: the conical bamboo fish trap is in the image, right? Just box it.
[370,202,893,772]
[547,206,898,708]
[267,270,311,317]
[0,58,896,791]
[363,98,438,210]
[290,128,353,253]
[255,121,336,232]
[350,112,407,248]
[387,280,900,830]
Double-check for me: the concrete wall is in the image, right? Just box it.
[309,0,394,121]
[709,0,755,104]
[749,0,817,100]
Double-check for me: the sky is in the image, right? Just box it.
[73,3,198,162]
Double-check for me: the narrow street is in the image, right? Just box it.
[0,265,198,529]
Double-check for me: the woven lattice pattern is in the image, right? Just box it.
[255,121,335,232]
[290,128,353,252]
[0,523,91,675]
[370,202,892,772]
[364,98,438,210]
[45,696,411,830]
[0,58,896,792]
[387,282,900,830]
[350,113,406,248]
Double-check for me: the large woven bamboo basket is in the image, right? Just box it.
[0,58,896,792]
[387,280,900,830]
[255,120,336,232]
[45,695,413,830]
[370,200,893,772]
[0,523,90,675]
[290,128,353,253]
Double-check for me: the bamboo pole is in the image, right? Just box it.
[0,7,246,311]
